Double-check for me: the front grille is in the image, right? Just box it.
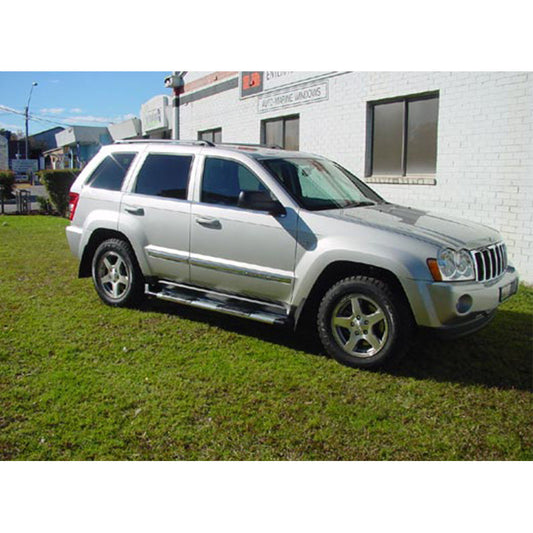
[472,243,507,282]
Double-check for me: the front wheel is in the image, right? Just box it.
[91,238,145,307]
[317,275,413,369]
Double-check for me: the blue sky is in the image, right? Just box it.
[0,71,169,135]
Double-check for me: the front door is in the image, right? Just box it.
[189,156,297,304]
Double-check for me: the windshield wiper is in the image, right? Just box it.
[342,200,376,208]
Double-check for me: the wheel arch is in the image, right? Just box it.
[79,228,138,278]
[294,260,414,329]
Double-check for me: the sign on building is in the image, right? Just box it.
[240,71,332,99]
[141,95,169,134]
[258,81,329,113]
[11,159,38,174]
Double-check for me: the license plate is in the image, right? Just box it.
[499,280,518,302]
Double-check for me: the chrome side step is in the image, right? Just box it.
[145,283,290,326]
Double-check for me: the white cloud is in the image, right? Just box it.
[64,113,138,125]
[69,108,83,113]
[65,115,112,124]
[40,108,65,115]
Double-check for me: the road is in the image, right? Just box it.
[1,184,48,215]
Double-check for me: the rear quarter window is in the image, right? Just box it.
[87,152,137,191]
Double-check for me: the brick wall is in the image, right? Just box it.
[179,72,533,282]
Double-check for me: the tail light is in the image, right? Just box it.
[68,192,79,221]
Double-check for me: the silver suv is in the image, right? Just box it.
[66,140,519,369]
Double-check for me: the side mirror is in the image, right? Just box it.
[237,190,286,216]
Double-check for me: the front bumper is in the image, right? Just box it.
[405,266,519,333]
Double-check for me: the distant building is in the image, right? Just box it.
[48,125,112,169]
[108,117,142,141]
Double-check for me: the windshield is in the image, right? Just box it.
[260,157,384,211]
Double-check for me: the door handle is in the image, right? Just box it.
[124,206,144,216]
[195,216,221,229]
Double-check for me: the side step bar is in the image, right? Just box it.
[145,283,291,326]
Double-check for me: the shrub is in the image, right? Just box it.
[38,169,81,217]
[36,195,54,215]
[0,170,15,200]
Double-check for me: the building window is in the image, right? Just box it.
[134,154,193,200]
[198,128,222,144]
[261,115,299,150]
[368,93,439,177]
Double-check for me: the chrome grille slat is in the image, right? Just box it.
[472,243,507,282]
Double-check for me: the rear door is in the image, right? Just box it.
[119,150,195,282]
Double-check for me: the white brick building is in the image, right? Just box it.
[140,71,533,282]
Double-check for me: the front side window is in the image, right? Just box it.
[369,93,439,176]
[201,157,267,207]
[87,152,136,191]
[261,157,383,211]
[134,154,193,200]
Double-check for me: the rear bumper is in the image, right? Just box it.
[66,225,83,258]
[405,266,519,330]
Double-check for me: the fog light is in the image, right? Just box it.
[456,294,473,314]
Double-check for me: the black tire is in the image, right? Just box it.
[91,238,145,308]
[317,275,414,369]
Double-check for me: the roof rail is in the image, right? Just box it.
[114,139,215,147]
[216,142,284,150]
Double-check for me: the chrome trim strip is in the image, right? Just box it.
[145,247,293,284]
[145,246,189,264]
[473,242,508,282]
[190,258,293,284]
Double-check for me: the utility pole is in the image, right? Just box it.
[25,82,38,160]
[164,72,186,140]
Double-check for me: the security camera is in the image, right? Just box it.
[164,73,186,89]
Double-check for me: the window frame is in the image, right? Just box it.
[366,91,439,184]
[260,114,300,150]
[130,151,195,202]
[198,127,222,144]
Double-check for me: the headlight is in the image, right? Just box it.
[431,248,475,282]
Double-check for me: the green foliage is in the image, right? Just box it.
[38,169,81,217]
[0,170,15,201]
[36,195,54,214]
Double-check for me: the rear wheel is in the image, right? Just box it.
[92,238,145,307]
[317,275,413,369]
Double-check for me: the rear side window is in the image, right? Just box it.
[87,153,136,191]
[134,154,193,200]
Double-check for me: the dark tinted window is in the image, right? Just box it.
[201,157,266,207]
[88,153,136,191]
[134,154,193,200]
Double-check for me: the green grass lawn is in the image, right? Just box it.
[1,215,532,460]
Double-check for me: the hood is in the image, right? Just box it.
[317,203,501,250]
